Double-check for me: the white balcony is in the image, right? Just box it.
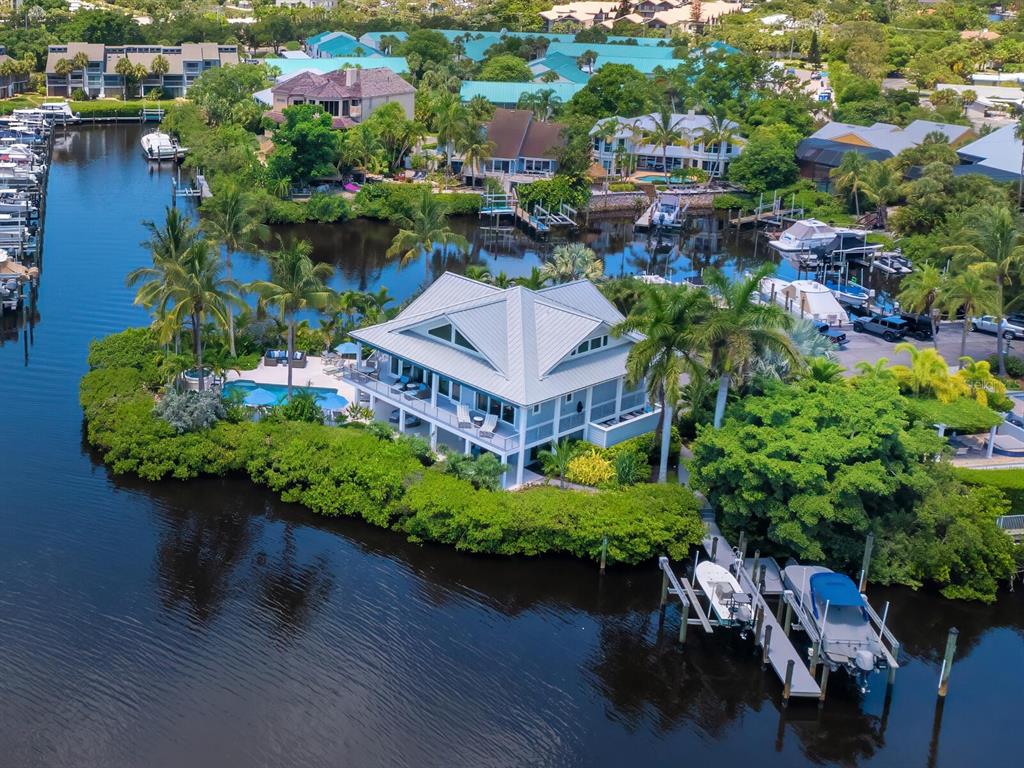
[587,408,661,449]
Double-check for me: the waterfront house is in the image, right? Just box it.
[955,124,1023,182]
[44,43,239,97]
[797,119,974,190]
[0,51,29,98]
[464,108,565,180]
[344,273,659,487]
[265,67,415,128]
[590,110,745,177]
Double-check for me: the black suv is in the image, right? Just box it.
[815,321,848,347]
[899,313,936,341]
[852,314,907,342]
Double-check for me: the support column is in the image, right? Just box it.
[355,344,362,367]
[553,394,562,441]
[398,409,406,432]
[429,423,437,451]
[431,372,439,408]
[614,378,624,418]
[584,386,593,427]
[987,425,997,459]
[464,437,471,455]
[515,405,527,486]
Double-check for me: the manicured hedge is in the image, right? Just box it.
[0,97,179,117]
[353,182,480,222]
[81,329,705,564]
[953,468,1024,515]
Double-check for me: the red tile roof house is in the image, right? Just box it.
[462,108,566,182]
[266,67,415,129]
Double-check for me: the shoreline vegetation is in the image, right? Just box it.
[81,328,706,564]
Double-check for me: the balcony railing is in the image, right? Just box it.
[343,369,520,453]
[587,408,661,449]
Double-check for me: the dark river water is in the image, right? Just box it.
[1,124,1021,767]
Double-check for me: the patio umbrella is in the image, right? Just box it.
[244,387,277,407]
[333,341,360,357]
[317,392,349,411]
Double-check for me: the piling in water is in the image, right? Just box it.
[938,627,959,697]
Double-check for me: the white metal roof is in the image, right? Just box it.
[351,273,638,405]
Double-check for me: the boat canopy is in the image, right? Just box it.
[810,572,864,611]
[781,219,835,241]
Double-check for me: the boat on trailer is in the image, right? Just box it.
[694,560,753,628]
[140,131,186,162]
[825,279,873,308]
[783,564,884,682]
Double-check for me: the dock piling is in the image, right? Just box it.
[774,594,785,624]
[762,625,772,667]
[818,665,830,705]
[751,549,760,585]
[599,536,608,576]
[659,569,669,608]
[679,599,689,644]
[809,639,820,676]
[783,659,795,704]
[858,533,875,593]
[737,531,747,563]
[937,627,959,697]
[710,535,718,563]
[753,603,764,639]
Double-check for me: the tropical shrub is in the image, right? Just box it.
[87,328,166,387]
[953,468,1024,515]
[155,389,225,433]
[277,390,324,424]
[443,451,506,491]
[516,175,591,212]
[608,182,637,192]
[989,353,1024,380]
[613,448,650,486]
[566,449,615,487]
[354,183,480,222]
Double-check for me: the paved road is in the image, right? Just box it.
[833,321,1017,372]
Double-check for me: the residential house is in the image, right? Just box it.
[647,2,742,31]
[275,0,338,9]
[590,110,745,177]
[305,31,380,58]
[469,108,565,179]
[344,273,659,487]
[45,42,239,97]
[265,67,415,129]
[0,48,29,98]
[539,2,620,30]
[797,119,974,189]
[955,124,1023,181]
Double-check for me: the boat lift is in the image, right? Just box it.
[657,512,902,704]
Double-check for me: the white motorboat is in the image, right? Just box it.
[782,564,884,677]
[759,277,850,325]
[140,131,186,161]
[767,218,839,254]
[871,251,913,275]
[694,560,753,627]
[38,100,80,125]
[825,279,873,308]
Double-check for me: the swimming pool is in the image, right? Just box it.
[635,174,670,183]
[222,379,348,408]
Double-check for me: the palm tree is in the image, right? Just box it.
[613,285,710,482]
[940,264,999,364]
[593,118,621,178]
[464,265,492,282]
[515,266,550,291]
[853,358,895,382]
[802,357,846,383]
[694,265,798,428]
[898,264,945,348]
[890,342,956,399]
[54,58,73,94]
[247,238,335,397]
[1015,113,1024,208]
[830,151,871,217]
[539,438,574,488]
[127,238,239,391]
[695,106,737,180]
[71,51,91,97]
[201,184,268,357]
[637,108,686,177]
[458,127,494,184]
[517,88,562,122]
[861,160,903,229]
[943,205,1024,375]
[149,54,170,94]
[541,243,603,284]
[386,187,469,278]
[432,91,469,170]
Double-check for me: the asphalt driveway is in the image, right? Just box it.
[832,321,1020,372]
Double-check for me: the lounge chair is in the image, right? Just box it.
[457,403,472,428]
[478,414,498,438]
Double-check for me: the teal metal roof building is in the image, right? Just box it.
[529,52,591,84]
[546,42,677,61]
[264,56,409,77]
[460,80,584,107]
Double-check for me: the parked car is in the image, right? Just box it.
[815,321,848,346]
[851,314,907,341]
[971,315,1024,339]
[900,313,936,341]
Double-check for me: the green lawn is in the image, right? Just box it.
[0,94,181,117]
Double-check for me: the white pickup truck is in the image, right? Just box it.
[971,316,1024,340]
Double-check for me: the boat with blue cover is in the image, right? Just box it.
[782,564,884,677]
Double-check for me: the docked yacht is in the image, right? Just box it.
[140,131,186,161]
[38,101,80,125]
[767,219,839,255]
[760,276,850,325]
[783,564,884,677]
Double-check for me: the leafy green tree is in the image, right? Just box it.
[268,104,341,186]
[479,54,534,82]
[247,239,336,396]
[567,63,658,119]
[431,91,471,169]
[187,63,270,128]
[726,124,799,193]
[114,57,148,99]
[397,30,454,80]
[613,285,710,482]
[861,159,903,229]
[694,265,796,429]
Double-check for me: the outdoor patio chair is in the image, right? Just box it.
[478,414,498,438]
[457,403,472,428]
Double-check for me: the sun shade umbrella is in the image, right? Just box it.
[333,341,360,357]
[244,387,278,407]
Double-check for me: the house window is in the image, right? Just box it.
[428,323,452,342]
[476,393,515,425]
[565,393,573,403]
[569,335,609,357]
[321,100,339,117]
[438,377,461,401]
[453,329,474,350]
[531,403,541,414]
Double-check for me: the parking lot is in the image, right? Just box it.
[833,320,1017,372]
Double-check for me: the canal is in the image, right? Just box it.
[0,124,1020,767]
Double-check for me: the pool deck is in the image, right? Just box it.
[226,356,356,401]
